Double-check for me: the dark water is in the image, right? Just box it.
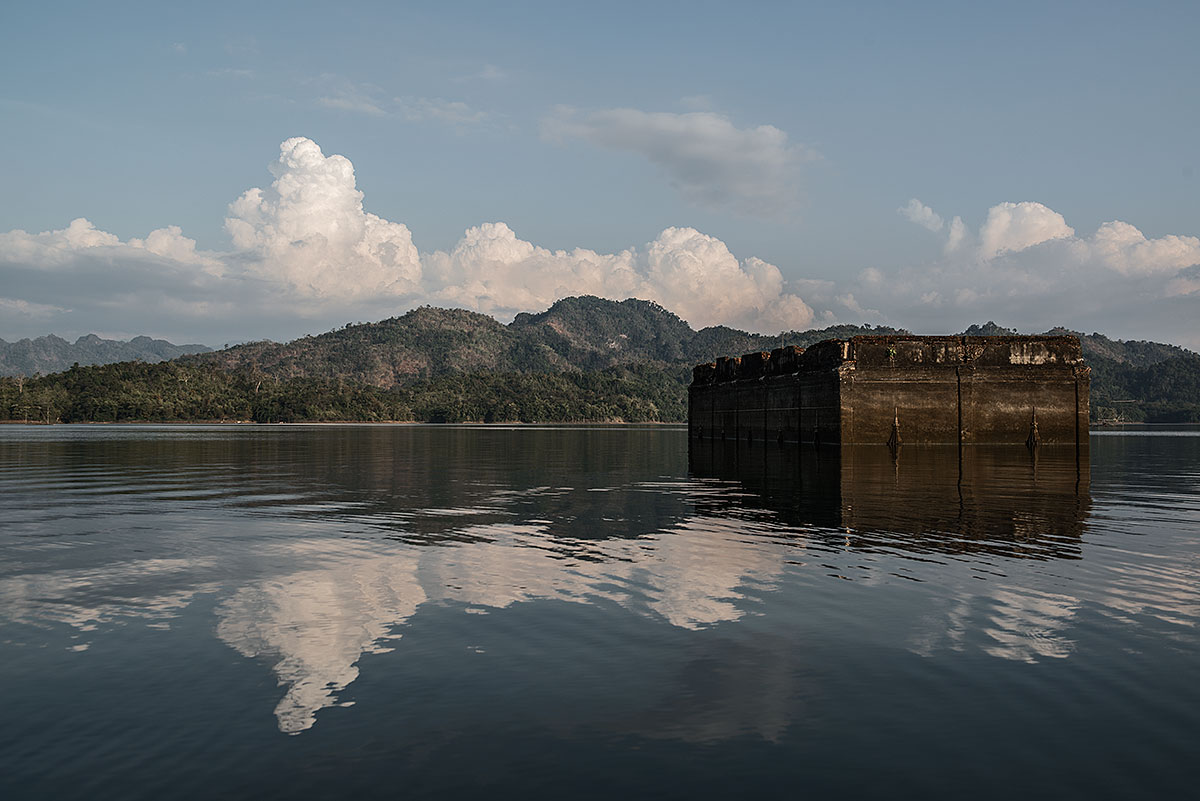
[1,425,1198,800]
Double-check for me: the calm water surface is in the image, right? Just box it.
[1,425,1198,799]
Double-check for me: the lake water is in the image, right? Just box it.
[2,425,1198,799]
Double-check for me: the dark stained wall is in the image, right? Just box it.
[689,346,842,444]
[689,335,1090,446]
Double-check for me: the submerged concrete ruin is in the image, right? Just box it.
[688,335,1090,447]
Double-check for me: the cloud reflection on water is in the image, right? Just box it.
[213,513,784,733]
[0,558,218,646]
[7,428,1197,741]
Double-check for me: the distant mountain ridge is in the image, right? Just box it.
[183,296,910,388]
[0,334,212,377]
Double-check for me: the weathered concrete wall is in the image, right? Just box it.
[688,345,842,444]
[689,335,1090,446]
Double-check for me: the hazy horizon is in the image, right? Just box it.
[2,295,1190,355]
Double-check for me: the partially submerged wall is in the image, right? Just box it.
[688,335,1090,446]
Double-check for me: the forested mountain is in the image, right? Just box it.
[188,306,525,387]
[510,297,696,365]
[2,298,1197,424]
[0,334,211,377]
[184,296,907,387]
[1088,355,1200,423]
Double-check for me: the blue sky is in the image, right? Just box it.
[2,0,1198,346]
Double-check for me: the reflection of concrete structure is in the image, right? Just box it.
[688,440,1090,560]
[689,336,1090,445]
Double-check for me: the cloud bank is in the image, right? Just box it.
[1,139,1196,347]
[0,138,813,342]
[542,108,814,216]
[423,222,812,331]
[860,198,1200,345]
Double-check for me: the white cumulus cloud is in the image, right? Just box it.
[1090,220,1200,276]
[542,107,814,216]
[424,222,813,332]
[0,137,814,341]
[0,217,222,273]
[898,198,943,232]
[867,198,1200,345]
[4,137,1195,348]
[945,215,968,254]
[225,137,422,301]
[977,201,1074,260]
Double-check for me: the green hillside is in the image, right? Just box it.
[184,295,907,387]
